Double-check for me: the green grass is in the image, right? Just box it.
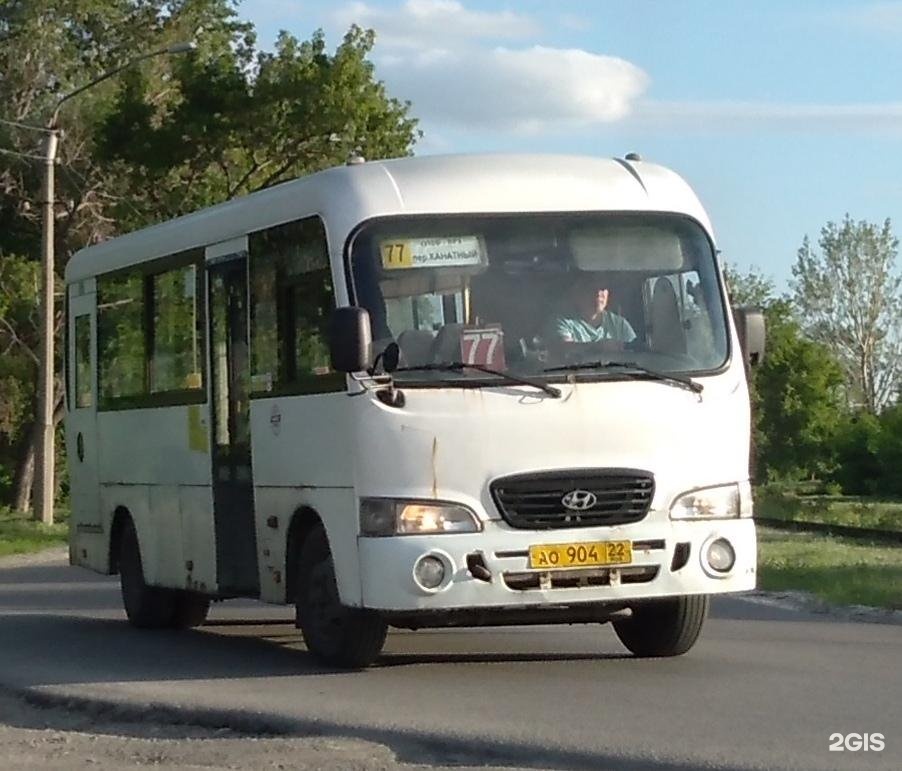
[757,526,902,609]
[0,507,68,558]
[756,487,902,532]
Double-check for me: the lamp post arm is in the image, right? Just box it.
[48,43,194,128]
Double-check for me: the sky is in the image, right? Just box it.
[239,0,902,290]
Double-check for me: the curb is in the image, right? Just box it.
[739,590,902,625]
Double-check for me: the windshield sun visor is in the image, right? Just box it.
[569,224,687,272]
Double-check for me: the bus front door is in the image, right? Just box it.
[208,256,260,595]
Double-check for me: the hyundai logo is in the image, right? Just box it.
[561,489,597,511]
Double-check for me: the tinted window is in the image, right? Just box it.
[150,265,203,392]
[98,272,146,401]
[249,217,335,392]
[97,251,204,406]
[74,314,92,408]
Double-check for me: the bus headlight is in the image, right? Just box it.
[670,484,741,520]
[360,498,482,536]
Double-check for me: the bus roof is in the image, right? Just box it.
[65,153,713,283]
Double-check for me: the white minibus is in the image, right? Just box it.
[65,153,764,667]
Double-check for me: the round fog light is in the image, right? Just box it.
[414,555,446,590]
[705,538,736,573]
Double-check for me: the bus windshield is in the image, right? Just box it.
[349,213,729,383]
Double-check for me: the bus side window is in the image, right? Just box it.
[98,272,146,402]
[150,264,203,393]
[285,268,334,377]
[97,249,204,408]
[74,314,92,408]
[249,216,335,391]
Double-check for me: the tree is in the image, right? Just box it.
[723,263,775,308]
[791,216,901,413]
[752,300,845,482]
[0,1,420,512]
[873,405,902,497]
[0,256,61,512]
[724,265,846,482]
[829,410,882,495]
[97,25,419,228]
[1,0,254,512]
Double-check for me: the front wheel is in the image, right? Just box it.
[295,524,387,668]
[613,595,709,657]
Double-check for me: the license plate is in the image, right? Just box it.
[528,540,633,569]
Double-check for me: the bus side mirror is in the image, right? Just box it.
[732,306,766,367]
[329,307,372,373]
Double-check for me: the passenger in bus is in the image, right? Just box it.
[549,277,636,352]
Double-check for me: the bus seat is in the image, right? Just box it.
[650,278,686,355]
[432,323,463,363]
[397,328,436,367]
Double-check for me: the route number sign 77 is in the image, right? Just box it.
[460,327,506,369]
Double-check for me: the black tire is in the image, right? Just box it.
[170,591,210,629]
[613,595,709,657]
[118,519,174,629]
[296,524,387,668]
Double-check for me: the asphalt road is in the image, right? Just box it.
[0,551,899,771]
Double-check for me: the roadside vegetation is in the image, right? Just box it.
[756,486,902,532]
[757,527,902,609]
[0,507,67,559]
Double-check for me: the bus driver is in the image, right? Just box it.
[550,276,636,352]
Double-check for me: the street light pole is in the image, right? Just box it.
[33,42,195,525]
[34,129,60,525]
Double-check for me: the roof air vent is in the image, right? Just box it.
[624,152,642,162]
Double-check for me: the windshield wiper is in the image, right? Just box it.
[543,360,703,394]
[394,362,561,398]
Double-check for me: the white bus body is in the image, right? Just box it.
[65,154,760,666]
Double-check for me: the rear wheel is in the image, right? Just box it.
[295,524,387,668]
[170,591,210,629]
[118,519,173,629]
[613,595,709,657]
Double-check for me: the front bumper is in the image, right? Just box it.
[357,517,756,612]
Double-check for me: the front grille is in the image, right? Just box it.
[491,469,654,529]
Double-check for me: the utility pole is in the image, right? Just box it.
[34,129,60,525]
[32,42,195,525]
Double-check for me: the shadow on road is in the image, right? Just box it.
[378,650,629,666]
[2,682,752,771]
[0,614,343,683]
[0,612,634,686]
